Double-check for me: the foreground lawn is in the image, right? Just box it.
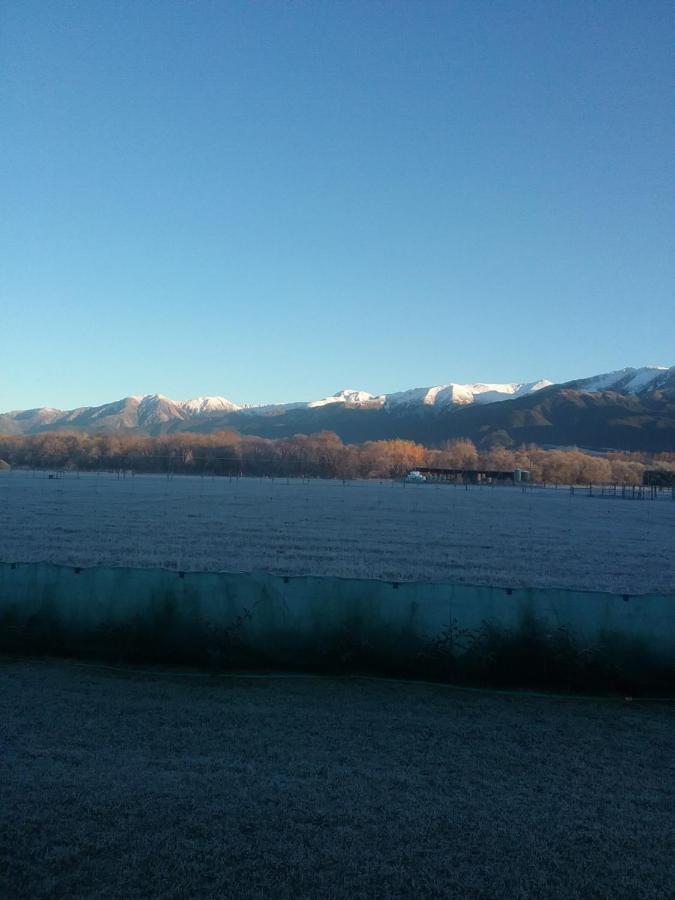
[0,657,673,899]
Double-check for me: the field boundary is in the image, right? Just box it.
[1,561,674,694]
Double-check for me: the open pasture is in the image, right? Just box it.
[0,471,673,593]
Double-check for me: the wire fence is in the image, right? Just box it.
[17,460,675,501]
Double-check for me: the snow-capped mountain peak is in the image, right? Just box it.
[384,380,552,409]
[572,366,670,395]
[307,389,383,408]
[133,394,240,423]
[179,396,241,415]
[1,367,672,442]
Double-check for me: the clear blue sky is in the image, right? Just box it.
[1,0,673,411]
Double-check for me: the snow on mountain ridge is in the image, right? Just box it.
[132,394,240,418]
[179,396,241,415]
[384,380,553,409]
[307,389,382,408]
[2,369,673,435]
[573,366,670,395]
[268,380,554,412]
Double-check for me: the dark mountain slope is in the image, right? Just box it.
[171,385,675,451]
[1,367,674,451]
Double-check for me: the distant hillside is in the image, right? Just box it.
[1,366,673,452]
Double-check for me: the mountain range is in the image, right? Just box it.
[1,366,674,452]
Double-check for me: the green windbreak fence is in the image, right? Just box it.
[1,562,674,692]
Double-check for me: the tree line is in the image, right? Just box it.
[0,431,673,485]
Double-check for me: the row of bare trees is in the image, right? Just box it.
[0,431,673,485]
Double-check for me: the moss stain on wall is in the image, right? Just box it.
[0,562,673,693]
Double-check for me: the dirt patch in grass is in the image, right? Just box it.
[0,656,673,899]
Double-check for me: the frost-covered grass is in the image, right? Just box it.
[0,657,673,899]
[0,470,673,592]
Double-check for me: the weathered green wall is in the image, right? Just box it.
[1,562,673,692]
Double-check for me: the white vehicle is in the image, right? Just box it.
[405,470,427,483]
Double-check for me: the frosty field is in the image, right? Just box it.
[0,470,673,593]
[1,657,673,900]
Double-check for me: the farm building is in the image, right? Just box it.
[643,469,675,487]
[407,467,530,484]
